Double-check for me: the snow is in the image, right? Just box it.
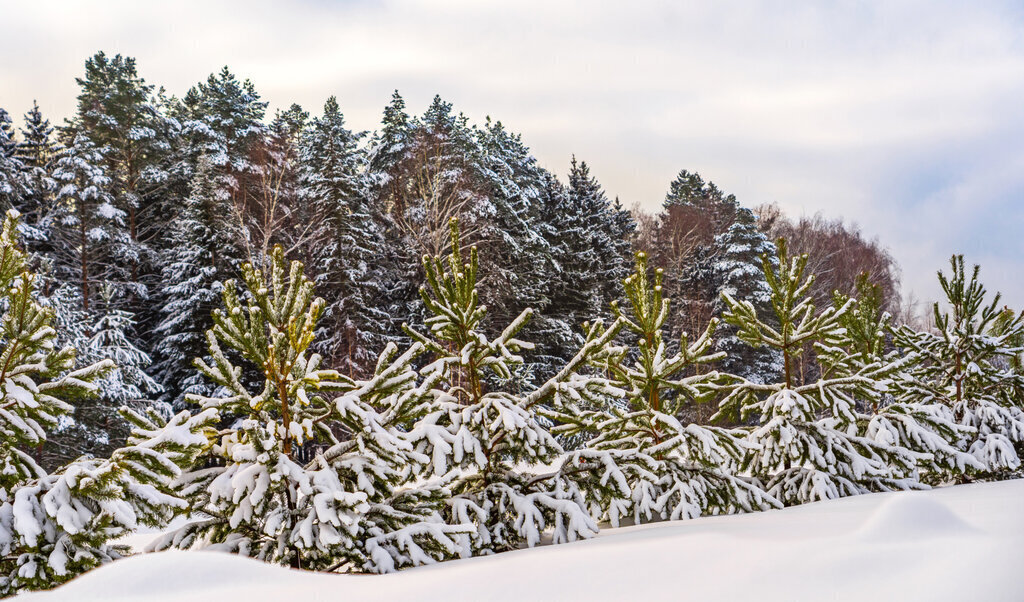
[21,479,1024,602]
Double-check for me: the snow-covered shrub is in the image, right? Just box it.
[821,276,982,482]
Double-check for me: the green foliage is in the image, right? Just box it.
[0,209,212,595]
[162,245,467,573]
[406,218,621,553]
[549,252,779,524]
[891,255,1024,476]
[715,239,920,505]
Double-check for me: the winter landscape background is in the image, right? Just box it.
[1,2,1023,600]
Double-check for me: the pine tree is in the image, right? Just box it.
[0,209,213,595]
[711,207,783,385]
[662,170,738,230]
[714,239,921,505]
[404,218,622,553]
[655,170,739,350]
[365,93,493,350]
[891,256,1024,477]
[549,252,780,526]
[70,52,177,307]
[179,66,267,212]
[826,275,982,482]
[154,246,468,572]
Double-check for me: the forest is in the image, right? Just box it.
[0,51,1022,595]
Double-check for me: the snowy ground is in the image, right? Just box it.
[21,479,1024,602]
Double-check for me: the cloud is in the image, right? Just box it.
[2,0,1023,304]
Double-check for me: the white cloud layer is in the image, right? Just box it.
[2,0,1023,305]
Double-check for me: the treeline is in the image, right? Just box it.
[1,52,899,466]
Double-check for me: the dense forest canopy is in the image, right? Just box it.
[1,51,899,463]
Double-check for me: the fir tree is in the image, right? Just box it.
[714,239,921,505]
[549,252,780,526]
[154,246,468,572]
[891,256,1024,477]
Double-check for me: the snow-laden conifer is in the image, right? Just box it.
[0,108,26,211]
[298,96,389,376]
[711,207,783,384]
[821,275,982,482]
[0,210,213,595]
[153,246,468,572]
[890,256,1024,477]
[548,252,780,526]
[714,239,922,505]
[404,218,623,553]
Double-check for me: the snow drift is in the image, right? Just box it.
[21,479,1024,602]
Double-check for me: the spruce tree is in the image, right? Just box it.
[474,119,555,331]
[711,207,783,385]
[152,156,239,405]
[536,158,633,379]
[891,256,1024,477]
[0,108,25,212]
[14,101,57,252]
[549,252,780,526]
[714,239,920,505]
[154,246,468,572]
[50,134,131,311]
[299,96,388,375]
[0,209,212,595]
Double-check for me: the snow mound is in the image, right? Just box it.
[857,492,979,541]
[20,480,1024,602]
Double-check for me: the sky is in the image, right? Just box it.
[2,0,1024,307]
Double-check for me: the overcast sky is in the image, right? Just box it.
[2,0,1023,307]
